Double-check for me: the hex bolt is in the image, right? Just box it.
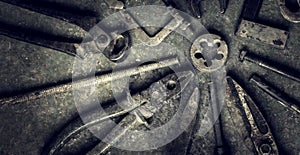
[239,50,300,83]
[250,74,300,114]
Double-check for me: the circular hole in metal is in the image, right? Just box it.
[194,53,204,59]
[113,36,127,53]
[103,34,129,61]
[215,42,221,48]
[215,53,224,60]
[166,80,177,90]
[260,144,271,153]
[242,30,246,33]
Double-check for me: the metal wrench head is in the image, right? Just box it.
[277,0,300,23]
[226,77,279,155]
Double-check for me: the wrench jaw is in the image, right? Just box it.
[277,0,300,23]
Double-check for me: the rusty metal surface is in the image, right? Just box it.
[190,34,228,72]
[0,0,299,154]
[236,20,289,49]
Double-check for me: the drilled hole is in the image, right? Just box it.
[260,144,271,153]
[102,34,129,61]
[194,53,204,59]
[112,36,126,55]
[166,80,177,90]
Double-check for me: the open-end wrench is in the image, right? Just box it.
[277,0,300,23]
[227,77,279,155]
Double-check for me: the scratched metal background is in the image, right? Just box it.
[0,0,299,154]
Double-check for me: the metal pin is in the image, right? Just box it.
[0,57,179,106]
[250,74,300,114]
[239,50,300,83]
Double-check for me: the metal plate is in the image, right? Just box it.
[236,19,289,49]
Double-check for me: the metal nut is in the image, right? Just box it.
[190,34,228,72]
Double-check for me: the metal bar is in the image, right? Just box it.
[209,78,229,155]
[250,74,300,114]
[239,50,300,83]
[0,57,179,106]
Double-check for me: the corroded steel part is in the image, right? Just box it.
[45,73,197,155]
[226,77,279,155]
[236,20,289,49]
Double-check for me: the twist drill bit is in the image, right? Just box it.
[250,74,300,114]
[0,57,179,106]
[239,50,300,83]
